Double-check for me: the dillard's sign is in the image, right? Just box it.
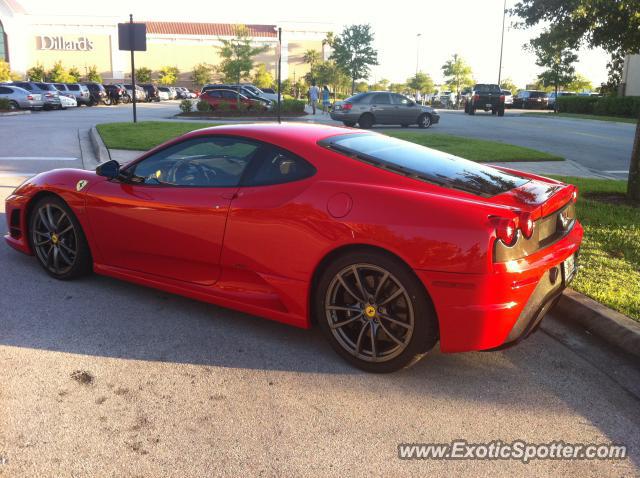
[38,36,94,51]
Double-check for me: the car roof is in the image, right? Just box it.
[2,85,30,93]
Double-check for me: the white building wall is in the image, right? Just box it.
[622,54,640,97]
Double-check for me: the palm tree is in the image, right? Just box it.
[303,49,321,69]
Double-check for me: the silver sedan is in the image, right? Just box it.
[0,84,45,110]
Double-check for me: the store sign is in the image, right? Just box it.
[38,36,94,51]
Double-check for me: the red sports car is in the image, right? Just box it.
[4,123,583,372]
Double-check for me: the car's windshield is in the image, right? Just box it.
[319,133,528,197]
[474,84,501,93]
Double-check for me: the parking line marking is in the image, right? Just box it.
[0,156,78,161]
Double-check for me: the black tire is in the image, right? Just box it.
[468,106,475,115]
[464,103,469,114]
[103,98,112,106]
[316,251,438,373]
[29,196,92,280]
[358,113,374,129]
[418,113,432,129]
[343,121,356,127]
[9,100,19,110]
[497,107,505,117]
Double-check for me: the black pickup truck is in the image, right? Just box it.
[464,83,505,116]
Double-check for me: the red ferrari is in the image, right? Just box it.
[5,123,583,372]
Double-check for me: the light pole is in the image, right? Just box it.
[497,0,507,86]
[416,33,422,76]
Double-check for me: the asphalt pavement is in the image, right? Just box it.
[1,102,639,477]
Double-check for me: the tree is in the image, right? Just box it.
[48,61,73,83]
[370,78,389,90]
[389,83,407,93]
[67,67,81,82]
[159,66,179,85]
[26,63,46,81]
[499,77,518,93]
[441,54,473,94]
[511,0,640,200]
[217,25,269,86]
[355,81,368,93]
[407,72,435,95]
[303,49,321,69]
[601,50,625,96]
[530,30,577,112]
[135,67,152,83]
[330,24,379,94]
[314,60,350,101]
[191,63,214,87]
[86,65,102,83]
[567,73,593,93]
[252,64,274,90]
[0,60,20,82]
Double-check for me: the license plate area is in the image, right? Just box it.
[486,103,492,108]
[562,253,577,284]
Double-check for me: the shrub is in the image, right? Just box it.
[0,98,11,110]
[196,100,211,112]
[179,99,193,113]
[217,102,232,112]
[558,95,640,117]
[279,98,306,113]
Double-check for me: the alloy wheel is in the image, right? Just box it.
[32,203,78,275]
[325,263,415,363]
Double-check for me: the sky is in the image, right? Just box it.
[21,0,611,89]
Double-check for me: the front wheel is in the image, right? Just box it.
[343,121,356,127]
[497,107,505,117]
[316,251,438,373]
[29,196,92,280]
[358,114,374,129]
[9,100,19,110]
[418,113,432,129]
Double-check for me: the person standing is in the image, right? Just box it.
[308,80,320,115]
[322,85,331,114]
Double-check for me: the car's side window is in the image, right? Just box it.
[244,145,316,186]
[391,94,412,105]
[0,86,11,94]
[222,91,237,99]
[130,136,260,187]
[371,93,391,104]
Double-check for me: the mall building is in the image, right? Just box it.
[0,0,332,84]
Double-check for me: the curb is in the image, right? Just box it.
[0,110,31,116]
[89,126,110,165]
[550,289,640,359]
[174,114,308,121]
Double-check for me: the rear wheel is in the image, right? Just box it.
[343,121,356,127]
[498,107,505,117]
[316,251,438,373]
[358,113,374,129]
[8,100,19,110]
[418,113,432,129]
[468,106,475,115]
[29,196,92,280]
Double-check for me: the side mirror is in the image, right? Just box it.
[95,159,120,179]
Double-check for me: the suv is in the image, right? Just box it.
[11,81,62,110]
[202,84,272,108]
[139,84,159,102]
[53,83,91,106]
[82,82,109,105]
[330,91,440,129]
[513,90,549,109]
[123,84,147,102]
[464,84,505,116]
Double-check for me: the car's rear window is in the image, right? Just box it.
[319,133,528,197]
[474,84,501,93]
[67,84,80,91]
[35,83,56,91]
[345,93,370,103]
[529,91,548,98]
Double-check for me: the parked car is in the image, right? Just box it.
[175,87,192,99]
[5,123,583,372]
[157,88,170,101]
[240,83,280,102]
[82,82,110,106]
[502,89,513,108]
[464,84,505,116]
[331,91,440,128]
[0,84,44,110]
[54,83,91,106]
[513,90,549,109]
[202,84,272,108]
[547,91,575,109]
[199,89,269,111]
[58,93,77,109]
[10,81,61,110]
[123,84,147,102]
[104,84,129,105]
[139,84,159,102]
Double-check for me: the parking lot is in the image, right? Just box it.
[1,103,639,476]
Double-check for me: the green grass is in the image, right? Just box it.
[524,112,638,124]
[385,131,563,162]
[96,121,220,151]
[97,121,563,162]
[551,176,639,321]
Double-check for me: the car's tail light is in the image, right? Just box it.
[499,95,505,103]
[572,188,578,203]
[45,93,53,97]
[26,95,33,100]
[519,212,534,239]
[473,94,479,101]
[342,103,353,111]
[496,217,518,246]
